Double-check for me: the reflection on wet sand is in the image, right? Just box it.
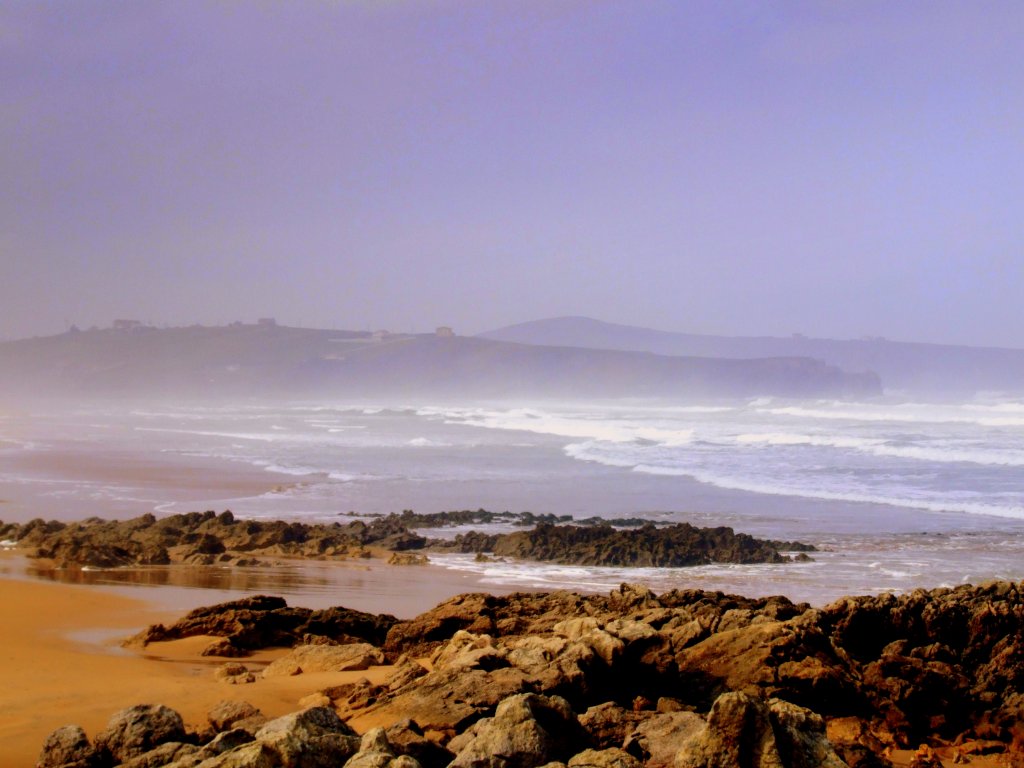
[9,553,502,619]
[27,562,335,594]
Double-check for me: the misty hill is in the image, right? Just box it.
[481,317,1024,396]
[0,323,880,400]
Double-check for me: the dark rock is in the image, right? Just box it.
[385,719,454,768]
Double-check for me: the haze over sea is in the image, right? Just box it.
[4,394,1024,605]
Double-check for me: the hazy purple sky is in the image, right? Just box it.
[2,2,1022,346]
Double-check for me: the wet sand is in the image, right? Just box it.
[0,445,296,523]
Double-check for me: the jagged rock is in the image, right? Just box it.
[388,552,429,565]
[208,701,267,734]
[430,631,508,672]
[385,719,454,768]
[578,703,645,750]
[130,595,397,655]
[384,656,428,691]
[485,522,811,568]
[622,711,705,767]
[117,742,199,768]
[200,729,256,756]
[93,704,187,764]
[322,678,387,710]
[448,693,586,768]
[355,666,533,733]
[343,728,423,768]
[184,742,278,767]
[673,692,848,768]
[36,725,100,768]
[567,748,642,768]
[262,643,385,677]
[215,663,256,684]
[255,706,360,768]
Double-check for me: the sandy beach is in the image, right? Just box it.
[0,575,407,767]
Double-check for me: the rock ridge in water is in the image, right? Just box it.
[2,512,814,570]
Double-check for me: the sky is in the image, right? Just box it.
[2,1,1022,347]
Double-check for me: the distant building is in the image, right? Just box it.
[435,326,455,338]
[257,317,277,327]
[372,330,391,342]
[113,319,143,331]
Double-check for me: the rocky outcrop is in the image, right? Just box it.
[127,595,398,656]
[9,511,428,569]
[673,692,847,768]
[37,580,1024,768]
[8,513,813,571]
[434,523,813,567]
[261,643,385,677]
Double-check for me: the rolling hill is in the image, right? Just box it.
[0,323,881,400]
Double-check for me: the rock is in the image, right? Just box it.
[342,727,423,768]
[448,693,585,768]
[186,741,279,768]
[355,666,533,734]
[767,698,849,768]
[567,748,643,768]
[384,719,454,768]
[622,711,705,768]
[388,552,428,565]
[578,703,645,750]
[298,693,332,709]
[673,692,848,768]
[129,592,397,654]
[208,701,267,734]
[262,643,385,677]
[430,631,508,672]
[485,522,810,568]
[200,729,256,756]
[93,704,187,764]
[215,663,256,684]
[254,706,360,768]
[117,742,199,768]
[36,725,100,768]
[384,656,428,691]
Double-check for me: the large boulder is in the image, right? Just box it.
[254,706,360,768]
[673,692,848,768]
[621,712,704,768]
[93,704,187,764]
[343,728,422,768]
[448,693,586,768]
[36,725,100,768]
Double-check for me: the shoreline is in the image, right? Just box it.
[0,442,299,524]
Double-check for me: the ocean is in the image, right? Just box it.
[3,395,1024,605]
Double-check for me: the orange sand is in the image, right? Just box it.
[0,577,392,767]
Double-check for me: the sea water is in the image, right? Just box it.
[3,395,1024,604]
